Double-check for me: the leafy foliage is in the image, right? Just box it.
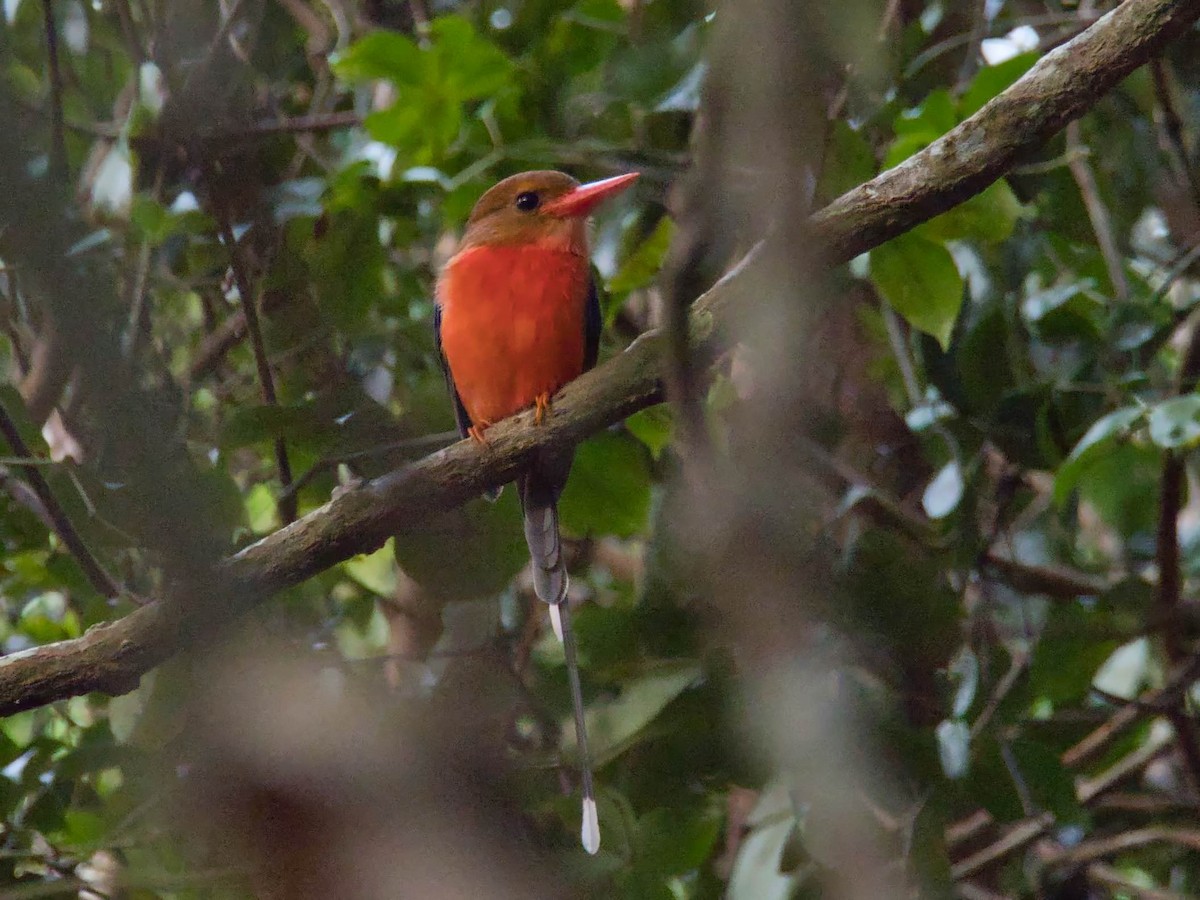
[0,0,1199,898]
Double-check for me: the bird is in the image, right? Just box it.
[434,169,639,855]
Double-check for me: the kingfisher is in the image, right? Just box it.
[434,169,640,854]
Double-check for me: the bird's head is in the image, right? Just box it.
[459,170,639,255]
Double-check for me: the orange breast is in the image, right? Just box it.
[437,244,590,427]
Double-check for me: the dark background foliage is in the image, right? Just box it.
[0,0,1199,897]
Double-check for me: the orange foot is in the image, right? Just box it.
[468,420,493,444]
[534,392,551,425]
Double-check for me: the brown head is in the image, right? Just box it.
[459,170,639,255]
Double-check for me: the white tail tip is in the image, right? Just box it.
[549,602,564,643]
[581,797,600,854]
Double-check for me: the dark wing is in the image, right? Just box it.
[583,275,602,372]
[433,302,472,440]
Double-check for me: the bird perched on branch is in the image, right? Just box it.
[434,169,639,854]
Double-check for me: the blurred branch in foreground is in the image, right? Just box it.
[0,0,1199,720]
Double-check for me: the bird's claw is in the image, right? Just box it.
[468,421,493,444]
[534,393,551,425]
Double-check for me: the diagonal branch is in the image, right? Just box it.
[1,0,1199,715]
[0,399,120,600]
[809,0,1200,265]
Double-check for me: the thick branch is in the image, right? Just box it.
[810,0,1200,265]
[2,0,1199,714]
[0,327,670,715]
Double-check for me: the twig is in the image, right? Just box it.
[797,430,1116,599]
[1062,653,1200,770]
[1094,791,1200,816]
[951,730,1176,880]
[812,0,1200,264]
[954,882,1010,900]
[1043,826,1200,869]
[881,305,922,406]
[876,0,903,41]
[277,432,461,504]
[1150,58,1200,212]
[0,399,120,599]
[40,0,67,182]
[970,651,1029,740]
[212,110,362,140]
[203,168,297,525]
[124,165,165,357]
[187,290,290,383]
[205,0,250,62]
[274,0,333,54]
[948,653,1200,855]
[408,0,431,31]
[980,553,1111,599]
[954,0,991,90]
[660,232,713,461]
[1152,241,1200,790]
[1066,121,1129,300]
[112,0,145,65]
[903,13,1082,80]
[1088,861,1195,899]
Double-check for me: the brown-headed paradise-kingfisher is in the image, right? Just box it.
[434,169,639,854]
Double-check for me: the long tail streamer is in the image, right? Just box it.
[558,595,599,854]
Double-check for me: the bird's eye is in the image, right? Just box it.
[515,191,540,212]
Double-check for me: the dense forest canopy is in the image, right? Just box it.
[1,0,1200,897]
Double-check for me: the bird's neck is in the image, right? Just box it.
[461,217,589,257]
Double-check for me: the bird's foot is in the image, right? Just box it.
[468,421,493,444]
[534,393,551,425]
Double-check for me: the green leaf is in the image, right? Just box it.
[364,94,462,160]
[1008,738,1084,822]
[1053,406,1144,506]
[345,538,398,597]
[430,16,514,99]
[635,805,722,877]
[219,401,334,453]
[883,90,957,168]
[1030,607,1119,704]
[883,131,938,169]
[243,483,277,535]
[55,810,106,850]
[960,53,1038,118]
[920,180,1024,244]
[922,460,963,519]
[608,216,675,297]
[935,719,970,779]
[949,646,979,719]
[869,231,964,349]
[1147,395,1200,450]
[625,406,673,459]
[392,492,527,601]
[331,30,424,84]
[895,89,956,136]
[307,208,387,328]
[1077,441,1160,536]
[559,431,652,538]
[563,662,701,767]
[818,120,877,201]
[727,789,801,900]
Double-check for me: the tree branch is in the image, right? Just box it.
[40,0,67,183]
[2,0,1199,714]
[950,728,1178,880]
[0,399,120,600]
[809,0,1200,266]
